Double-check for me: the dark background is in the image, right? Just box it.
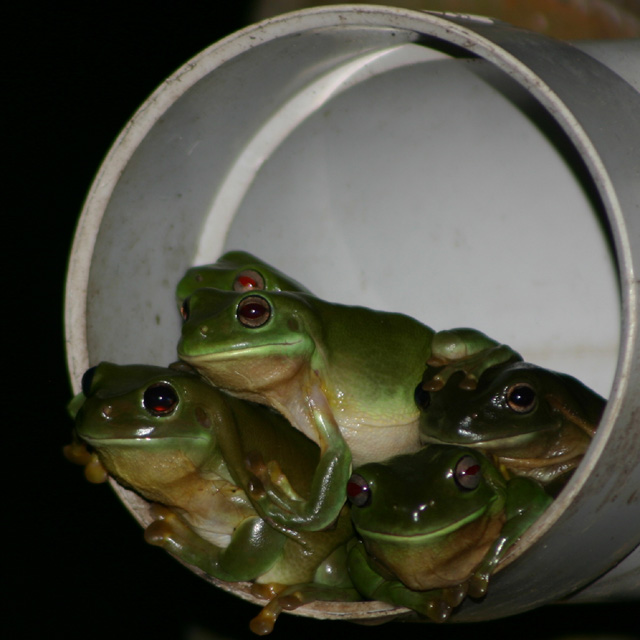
[11,2,636,638]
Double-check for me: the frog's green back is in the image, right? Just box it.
[176,250,312,308]
[305,294,435,416]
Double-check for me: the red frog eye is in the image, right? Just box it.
[233,269,265,292]
[346,473,371,507]
[143,383,178,416]
[237,295,271,328]
[454,455,482,491]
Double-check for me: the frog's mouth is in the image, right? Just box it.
[421,431,543,450]
[178,339,303,361]
[356,504,490,543]
[77,434,208,448]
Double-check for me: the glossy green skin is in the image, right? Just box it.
[418,362,605,490]
[177,287,519,530]
[346,445,552,621]
[73,362,355,590]
[178,288,519,463]
[176,250,312,310]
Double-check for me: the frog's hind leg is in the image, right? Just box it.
[249,582,362,636]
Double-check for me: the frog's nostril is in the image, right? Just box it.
[199,324,209,338]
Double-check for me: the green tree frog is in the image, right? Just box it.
[416,362,605,491]
[344,445,552,621]
[68,362,357,612]
[177,286,519,530]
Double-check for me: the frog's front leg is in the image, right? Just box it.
[144,504,285,583]
[347,541,466,622]
[247,387,352,533]
[468,476,552,597]
[423,328,522,391]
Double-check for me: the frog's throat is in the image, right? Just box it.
[179,340,303,361]
[421,431,543,449]
[356,504,491,543]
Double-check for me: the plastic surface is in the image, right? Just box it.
[65,6,640,620]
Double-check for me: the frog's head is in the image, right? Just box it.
[347,446,506,589]
[417,362,605,457]
[347,446,504,541]
[73,362,226,493]
[176,250,311,310]
[177,288,320,391]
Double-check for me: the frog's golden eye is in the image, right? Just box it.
[180,297,190,322]
[234,269,265,292]
[144,383,179,416]
[346,473,371,508]
[81,366,98,396]
[237,295,271,328]
[506,383,537,414]
[454,455,481,491]
[414,383,431,410]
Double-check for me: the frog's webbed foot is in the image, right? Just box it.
[423,329,522,392]
[249,582,362,635]
[245,389,352,533]
[63,439,109,484]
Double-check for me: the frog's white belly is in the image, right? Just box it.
[342,421,422,466]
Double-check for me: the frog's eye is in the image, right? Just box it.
[346,473,371,507]
[233,269,265,292]
[81,366,98,396]
[506,383,537,414]
[414,383,431,410]
[454,455,482,491]
[180,297,190,321]
[143,383,179,416]
[237,295,271,328]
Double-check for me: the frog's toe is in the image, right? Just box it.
[249,608,279,636]
[144,505,182,547]
[246,450,268,477]
[458,374,479,391]
[250,582,286,601]
[63,440,93,466]
[442,582,468,608]
[277,591,305,612]
[144,519,172,547]
[420,377,445,393]
[249,588,287,636]
[467,572,490,599]
[423,597,453,623]
[84,454,109,484]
